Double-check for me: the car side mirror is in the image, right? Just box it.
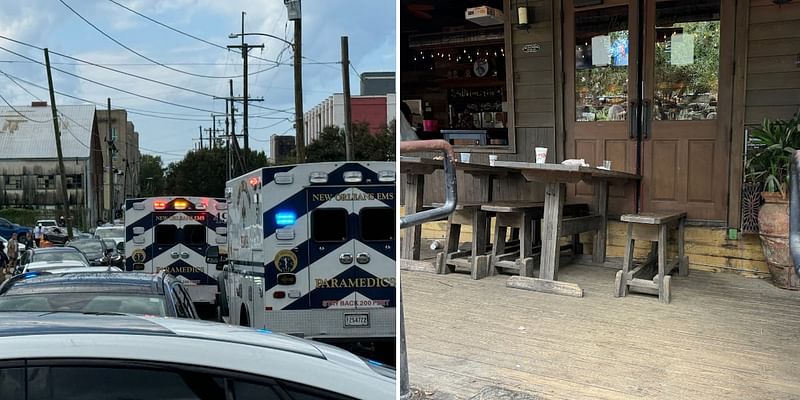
[116,242,124,252]
[206,246,220,265]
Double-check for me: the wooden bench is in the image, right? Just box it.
[433,202,493,279]
[481,202,590,278]
[614,211,688,304]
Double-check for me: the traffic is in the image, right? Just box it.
[0,161,397,398]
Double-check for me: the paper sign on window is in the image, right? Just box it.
[591,35,610,66]
[671,33,694,66]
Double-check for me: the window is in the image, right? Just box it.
[183,225,206,246]
[3,176,22,189]
[155,225,177,245]
[36,175,54,190]
[311,209,348,242]
[111,127,118,140]
[0,366,24,400]
[66,174,83,189]
[171,284,190,318]
[359,208,394,241]
[178,285,197,319]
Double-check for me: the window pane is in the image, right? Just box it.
[0,367,24,400]
[575,6,629,122]
[29,366,225,400]
[311,209,348,242]
[359,208,394,241]
[183,225,206,246]
[233,380,282,399]
[653,0,720,121]
[155,225,177,245]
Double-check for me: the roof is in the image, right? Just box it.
[0,104,96,159]
[3,272,164,296]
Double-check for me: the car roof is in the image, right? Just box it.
[3,272,166,296]
[0,313,393,398]
[31,247,81,253]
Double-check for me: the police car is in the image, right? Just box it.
[124,197,227,315]
[218,162,395,348]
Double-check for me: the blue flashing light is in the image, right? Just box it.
[275,211,296,226]
[23,272,40,279]
[367,359,384,367]
[258,328,272,334]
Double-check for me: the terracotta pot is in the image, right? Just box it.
[758,192,798,290]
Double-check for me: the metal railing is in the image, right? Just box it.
[399,139,458,400]
[790,150,800,277]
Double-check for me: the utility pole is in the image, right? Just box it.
[293,11,305,163]
[211,114,217,148]
[199,126,204,150]
[227,12,264,154]
[225,98,231,181]
[205,127,214,149]
[44,48,73,239]
[341,36,353,161]
[107,98,114,223]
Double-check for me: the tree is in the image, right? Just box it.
[163,147,270,197]
[306,122,395,162]
[139,154,165,197]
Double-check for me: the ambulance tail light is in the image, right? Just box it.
[173,199,190,210]
[309,171,328,183]
[153,200,167,210]
[273,291,286,299]
[378,170,395,182]
[343,171,362,183]
[196,199,207,210]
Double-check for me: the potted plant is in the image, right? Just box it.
[745,111,800,289]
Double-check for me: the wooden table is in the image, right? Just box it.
[493,161,640,285]
[399,157,515,260]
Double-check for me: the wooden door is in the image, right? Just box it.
[640,0,732,222]
[565,0,640,216]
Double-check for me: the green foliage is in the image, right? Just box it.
[164,147,270,197]
[745,112,800,196]
[654,22,720,102]
[139,154,166,196]
[0,208,42,227]
[306,122,395,163]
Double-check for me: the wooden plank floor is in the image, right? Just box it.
[402,261,800,399]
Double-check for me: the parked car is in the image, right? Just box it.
[0,312,395,399]
[35,219,58,228]
[0,217,31,241]
[100,238,124,268]
[41,226,69,246]
[0,271,197,319]
[93,225,125,252]
[67,239,116,266]
[16,247,91,274]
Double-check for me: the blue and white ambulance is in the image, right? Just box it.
[124,196,227,312]
[220,162,396,345]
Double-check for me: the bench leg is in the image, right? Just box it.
[471,211,488,279]
[678,216,688,277]
[436,219,461,274]
[658,224,670,304]
[489,225,507,276]
[616,223,635,298]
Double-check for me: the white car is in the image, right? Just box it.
[93,225,125,251]
[0,312,396,398]
[35,219,58,228]
[22,261,95,274]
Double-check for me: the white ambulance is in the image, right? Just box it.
[217,162,396,347]
[124,196,227,315]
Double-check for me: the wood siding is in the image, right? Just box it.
[745,0,800,124]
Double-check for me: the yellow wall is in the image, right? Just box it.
[402,207,769,278]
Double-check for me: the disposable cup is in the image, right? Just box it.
[488,154,498,166]
[535,147,548,164]
[603,160,612,169]
[460,153,470,163]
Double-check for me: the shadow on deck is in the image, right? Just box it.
[401,259,800,400]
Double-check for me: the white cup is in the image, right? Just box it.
[535,147,548,164]
[459,153,470,163]
[488,154,498,166]
[603,160,612,169]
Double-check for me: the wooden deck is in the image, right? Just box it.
[402,260,800,399]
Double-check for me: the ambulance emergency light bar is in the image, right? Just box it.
[153,198,204,211]
[275,211,296,226]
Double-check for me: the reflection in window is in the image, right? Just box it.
[575,6,629,122]
[653,1,720,121]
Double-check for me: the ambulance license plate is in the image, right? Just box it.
[344,313,369,327]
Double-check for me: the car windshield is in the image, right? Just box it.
[32,251,88,264]
[95,228,124,239]
[0,293,166,316]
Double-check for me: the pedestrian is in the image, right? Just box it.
[25,231,34,248]
[58,216,66,227]
[7,233,18,273]
[33,223,43,247]
[0,242,8,276]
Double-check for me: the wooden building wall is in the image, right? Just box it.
[744,0,800,124]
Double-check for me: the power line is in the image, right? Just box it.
[59,0,260,80]
[0,59,339,67]
[0,92,50,123]
[0,69,43,100]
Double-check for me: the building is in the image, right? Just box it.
[270,134,296,164]
[0,103,103,226]
[399,0,800,276]
[96,110,141,218]
[304,93,397,144]
[360,71,396,96]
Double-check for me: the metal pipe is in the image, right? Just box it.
[790,150,800,277]
[399,140,457,229]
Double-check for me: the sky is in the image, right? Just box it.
[0,0,396,164]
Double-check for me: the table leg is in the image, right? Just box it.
[592,180,609,264]
[540,182,565,281]
[401,174,424,260]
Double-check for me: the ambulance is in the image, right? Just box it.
[217,162,396,347]
[124,196,227,315]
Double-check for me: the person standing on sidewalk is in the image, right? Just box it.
[6,233,18,274]
[33,223,43,247]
